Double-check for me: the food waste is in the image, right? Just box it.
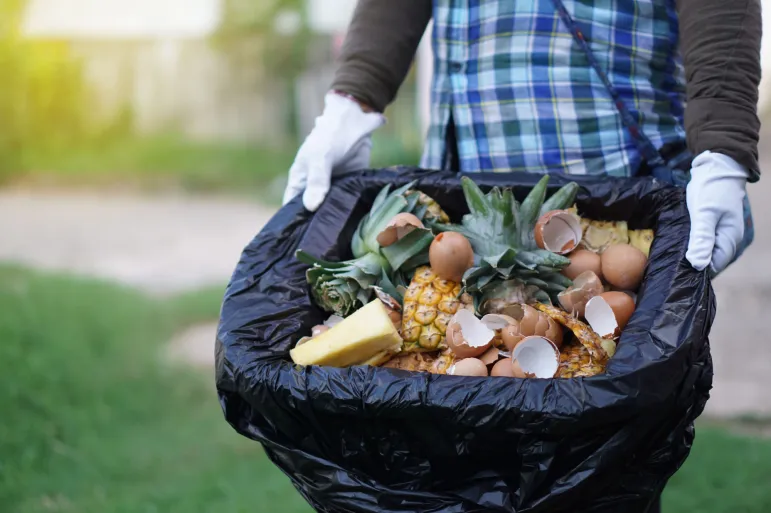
[291,176,653,379]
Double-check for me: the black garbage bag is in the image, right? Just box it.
[215,168,715,513]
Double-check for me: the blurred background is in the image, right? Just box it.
[1,0,770,512]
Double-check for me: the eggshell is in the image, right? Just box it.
[601,244,647,291]
[512,336,560,378]
[311,325,329,337]
[511,359,527,378]
[445,310,495,358]
[376,213,424,247]
[499,304,563,350]
[429,232,475,282]
[448,358,489,377]
[585,291,636,338]
[562,249,603,280]
[480,347,504,367]
[491,357,518,377]
[557,270,604,318]
[534,210,583,254]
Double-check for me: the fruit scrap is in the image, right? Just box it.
[579,220,629,254]
[400,266,473,353]
[290,299,403,367]
[531,302,610,364]
[557,343,607,378]
[382,347,456,374]
[629,229,654,257]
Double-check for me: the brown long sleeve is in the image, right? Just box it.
[330,0,432,113]
[332,0,763,180]
[677,0,762,180]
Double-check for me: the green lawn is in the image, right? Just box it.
[0,265,768,513]
[7,133,423,204]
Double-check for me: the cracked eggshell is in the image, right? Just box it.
[429,232,475,282]
[585,291,636,339]
[601,243,647,291]
[480,347,505,368]
[311,325,329,338]
[557,270,604,318]
[446,309,495,359]
[500,304,563,350]
[534,210,583,255]
[491,357,518,377]
[512,336,560,378]
[562,249,603,281]
[447,357,489,377]
[376,213,424,247]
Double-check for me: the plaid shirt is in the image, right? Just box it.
[421,0,687,176]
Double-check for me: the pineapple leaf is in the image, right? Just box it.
[518,174,550,247]
[376,269,404,304]
[540,182,579,216]
[461,176,490,216]
[380,227,434,271]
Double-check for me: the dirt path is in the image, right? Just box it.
[0,188,275,296]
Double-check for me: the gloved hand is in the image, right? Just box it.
[685,150,749,275]
[283,92,386,211]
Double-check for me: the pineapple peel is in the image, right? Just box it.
[531,302,610,364]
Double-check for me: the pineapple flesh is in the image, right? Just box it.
[400,266,466,352]
[290,300,403,367]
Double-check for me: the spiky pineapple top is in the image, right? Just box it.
[433,176,579,305]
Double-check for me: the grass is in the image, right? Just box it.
[0,266,312,513]
[7,132,423,204]
[1,265,769,513]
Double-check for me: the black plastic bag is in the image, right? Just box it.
[216,168,715,513]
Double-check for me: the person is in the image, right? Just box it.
[283,0,761,509]
[284,0,762,278]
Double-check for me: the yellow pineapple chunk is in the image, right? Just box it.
[290,300,403,367]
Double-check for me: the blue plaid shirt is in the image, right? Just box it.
[421,0,687,177]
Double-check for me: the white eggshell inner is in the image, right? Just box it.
[512,337,559,378]
[543,213,583,252]
[584,296,618,338]
[324,315,345,328]
[454,309,496,348]
[480,314,515,331]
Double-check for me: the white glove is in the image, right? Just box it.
[283,92,386,211]
[685,150,749,274]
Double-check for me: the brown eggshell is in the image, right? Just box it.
[557,270,604,318]
[544,318,564,348]
[429,232,475,282]
[501,321,525,351]
[599,291,636,332]
[491,357,518,377]
[448,358,489,377]
[562,249,603,280]
[445,313,494,359]
[376,213,424,247]
[601,244,647,291]
[480,347,504,367]
[511,358,528,378]
[534,210,583,254]
[516,304,541,335]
